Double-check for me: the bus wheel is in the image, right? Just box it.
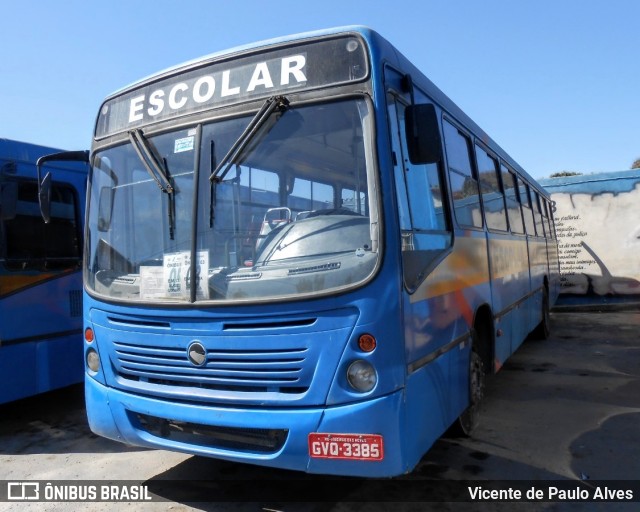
[531,289,550,340]
[447,338,485,437]
[454,344,485,436]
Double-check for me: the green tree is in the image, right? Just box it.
[549,171,583,178]
[632,158,640,169]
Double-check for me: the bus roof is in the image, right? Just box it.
[106,26,373,99]
[0,138,63,163]
[0,138,88,175]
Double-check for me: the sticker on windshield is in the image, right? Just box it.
[140,266,165,299]
[164,252,186,297]
[139,250,209,300]
[174,136,195,153]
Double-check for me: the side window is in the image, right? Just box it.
[543,199,556,239]
[3,179,80,271]
[503,167,524,234]
[405,157,448,232]
[518,178,536,236]
[388,96,451,291]
[290,177,334,213]
[533,191,546,238]
[540,198,552,239]
[341,188,367,215]
[475,145,507,232]
[443,120,482,228]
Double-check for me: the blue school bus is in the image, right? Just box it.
[43,27,558,476]
[0,139,86,404]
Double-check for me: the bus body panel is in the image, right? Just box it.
[526,238,551,326]
[0,273,82,341]
[0,332,83,403]
[402,344,470,470]
[403,230,491,392]
[486,233,533,367]
[0,273,83,403]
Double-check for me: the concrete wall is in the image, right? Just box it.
[540,170,640,306]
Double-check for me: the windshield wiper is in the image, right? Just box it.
[129,129,174,193]
[128,129,176,239]
[209,95,289,184]
[208,95,289,229]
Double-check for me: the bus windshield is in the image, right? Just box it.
[86,98,379,303]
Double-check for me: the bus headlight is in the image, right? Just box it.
[86,348,101,372]
[347,360,377,392]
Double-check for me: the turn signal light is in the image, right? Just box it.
[358,334,377,352]
[84,327,94,343]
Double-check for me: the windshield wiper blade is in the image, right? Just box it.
[209,95,289,184]
[129,129,174,193]
[128,129,176,239]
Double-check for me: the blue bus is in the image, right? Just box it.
[0,139,86,404]
[49,27,558,476]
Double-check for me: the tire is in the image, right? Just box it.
[452,340,485,437]
[531,289,550,340]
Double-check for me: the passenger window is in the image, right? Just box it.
[341,188,367,215]
[475,145,507,232]
[3,179,80,271]
[543,200,555,239]
[242,168,281,204]
[518,178,536,236]
[291,178,334,212]
[443,120,482,228]
[533,191,546,238]
[503,167,524,234]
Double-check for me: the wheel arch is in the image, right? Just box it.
[472,304,495,374]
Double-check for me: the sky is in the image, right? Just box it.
[1,0,639,179]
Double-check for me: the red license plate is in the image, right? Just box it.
[308,433,384,461]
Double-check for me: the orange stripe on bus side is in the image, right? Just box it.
[411,237,490,303]
[0,274,58,296]
[411,237,535,303]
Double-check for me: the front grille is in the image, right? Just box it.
[112,341,311,394]
[134,412,288,453]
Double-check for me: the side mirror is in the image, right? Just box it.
[36,150,90,223]
[405,103,443,165]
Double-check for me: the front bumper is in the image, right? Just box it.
[86,376,407,477]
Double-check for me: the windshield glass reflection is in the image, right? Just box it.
[86,99,379,303]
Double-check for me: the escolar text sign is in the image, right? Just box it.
[95,36,368,139]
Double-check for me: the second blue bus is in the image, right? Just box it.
[0,139,86,404]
